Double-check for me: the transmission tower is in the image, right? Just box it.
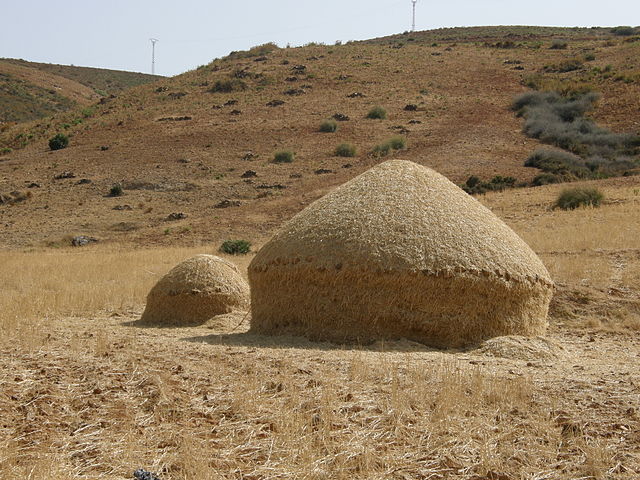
[411,0,418,32]
[150,38,159,75]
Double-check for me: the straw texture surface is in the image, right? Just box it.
[249,160,553,347]
[141,254,249,326]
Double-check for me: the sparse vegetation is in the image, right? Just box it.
[611,26,636,36]
[210,78,247,93]
[366,106,387,119]
[219,239,251,254]
[550,39,568,49]
[319,119,338,133]
[513,92,640,179]
[372,137,407,156]
[273,150,295,163]
[462,175,518,194]
[48,133,69,150]
[109,183,124,197]
[554,187,604,210]
[334,143,356,157]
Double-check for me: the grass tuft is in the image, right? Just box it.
[554,187,604,210]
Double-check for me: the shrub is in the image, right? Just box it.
[531,172,565,186]
[0,147,12,155]
[372,142,392,157]
[372,136,406,157]
[463,175,517,194]
[210,78,246,93]
[49,133,69,151]
[366,106,387,119]
[273,150,295,163]
[513,91,639,161]
[611,26,635,36]
[220,239,251,255]
[525,149,589,178]
[584,53,596,61]
[550,40,568,50]
[334,143,356,157]
[109,183,124,197]
[319,120,338,133]
[554,187,604,210]
[387,136,406,150]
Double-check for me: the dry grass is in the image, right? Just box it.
[0,246,253,340]
[1,319,637,480]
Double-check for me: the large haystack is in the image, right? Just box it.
[248,160,554,347]
[140,255,249,326]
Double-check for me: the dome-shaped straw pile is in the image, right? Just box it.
[248,160,554,347]
[140,254,249,326]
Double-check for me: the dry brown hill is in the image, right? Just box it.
[0,59,161,123]
[0,26,638,249]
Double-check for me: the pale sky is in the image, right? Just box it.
[1,0,638,77]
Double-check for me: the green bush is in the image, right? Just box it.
[550,39,568,50]
[48,133,69,151]
[334,143,356,157]
[388,136,407,150]
[210,78,246,93]
[372,136,406,156]
[319,120,338,133]
[372,142,391,157]
[109,183,124,197]
[273,150,295,163]
[220,239,251,255]
[611,26,635,36]
[554,187,604,210]
[0,147,12,155]
[366,106,387,119]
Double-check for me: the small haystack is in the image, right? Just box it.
[248,160,554,347]
[140,254,249,326]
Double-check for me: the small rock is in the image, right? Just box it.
[100,145,110,151]
[283,88,305,96]
[166,212,187,221]
[215,199,241,208]
[113,205,133,211]
[178,158,190,164]
[285,76,298,82]
[404,104,418,111]
[347,92,366,98]
[342,163,353,169]
[54,171,76,180]
[224,99,238,106]
[333,113,350,121]
[266,99,285,107]
[27,182,41,188]
[133,469,161,480]
[314,168,333,175]
[229,109,242,115]
[71,236,98,247]
[77,178,92,185]
[240,170,257,178]
[242,152,256,161]
[408,119,422,124]
[291,64,307,72]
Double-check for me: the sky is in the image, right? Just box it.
[1,0,638,77]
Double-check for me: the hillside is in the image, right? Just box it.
[0,26,639,249]
[0,59,162,123]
